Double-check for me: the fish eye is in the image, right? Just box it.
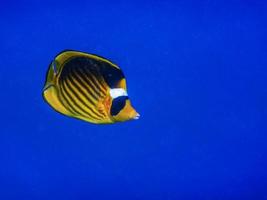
[110,96,129,116]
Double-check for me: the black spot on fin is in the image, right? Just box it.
[52,61,58,74]
[110,96,128,116]
[100,62,125,88]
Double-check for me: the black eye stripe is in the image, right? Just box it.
[110,96,129,116]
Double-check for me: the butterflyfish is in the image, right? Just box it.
[43,50,140,124]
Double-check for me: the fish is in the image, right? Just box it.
[42,50,140,124]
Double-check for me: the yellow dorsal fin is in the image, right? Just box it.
[55,50,120,72]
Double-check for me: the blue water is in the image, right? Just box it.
[1,1,266,199]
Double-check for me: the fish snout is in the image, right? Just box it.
[133,112,140,120]
[129,108,140,120]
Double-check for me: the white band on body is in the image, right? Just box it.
[109,88,128,99]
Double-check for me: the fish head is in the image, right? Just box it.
[111,99,140,122]
[109,88,139,122]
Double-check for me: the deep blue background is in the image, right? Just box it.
[0,0,266,199]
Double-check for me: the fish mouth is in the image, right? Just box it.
[133,113,140,120]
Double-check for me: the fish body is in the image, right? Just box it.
[43,50,139,124]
